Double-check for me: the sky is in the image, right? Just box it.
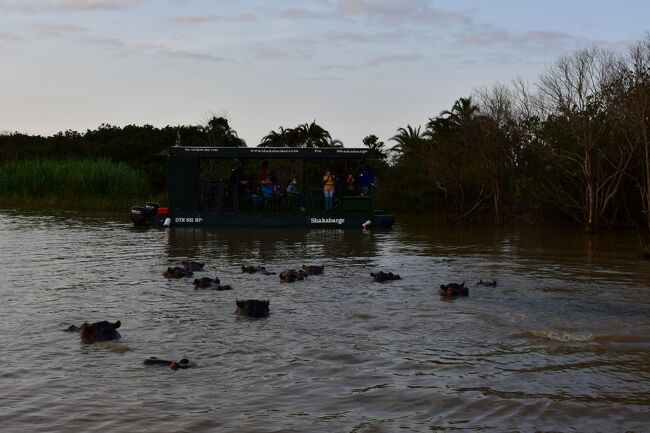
[1,0,649,147]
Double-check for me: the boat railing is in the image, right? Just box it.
[198,181,374,213]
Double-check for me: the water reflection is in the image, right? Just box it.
[167,227,381,263]
[0,210,649,433]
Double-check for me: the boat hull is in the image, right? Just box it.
[153,211,393,228]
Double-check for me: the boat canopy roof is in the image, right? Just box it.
[165,146,385,160]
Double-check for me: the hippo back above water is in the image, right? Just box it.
[79,320,122,344]
[236,299,270,318]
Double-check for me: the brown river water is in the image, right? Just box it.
[1,211,649,433]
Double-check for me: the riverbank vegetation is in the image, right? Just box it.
[0,159,151,212]
[1,35,649,236]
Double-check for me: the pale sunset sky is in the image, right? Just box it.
[1,0,648,146]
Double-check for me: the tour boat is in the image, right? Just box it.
[130,146,394,229]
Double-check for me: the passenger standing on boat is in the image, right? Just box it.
[355,162,374,196]
[323,169,335,211]
[286,177,298,195]
[258,160,269,182]
[261,175,275,199]
[346,173,356,195]
[287,177,306,209]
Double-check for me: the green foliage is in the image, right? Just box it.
[0,159,150,211]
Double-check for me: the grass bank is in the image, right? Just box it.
[0,158,159,212]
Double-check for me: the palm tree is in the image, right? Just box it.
[260,127,290,147]
[205,116,246,147]
[259,121,335,148]
[390,124,425,156]
[327,138,344,147]
[424,115,455,141]
[297,121,332,147]
[440,97,479,127]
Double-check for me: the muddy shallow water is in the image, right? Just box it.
[1,211,649,432]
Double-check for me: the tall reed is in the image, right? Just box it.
[0,159,152,211]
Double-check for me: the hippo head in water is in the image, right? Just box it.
[371,271,401,282]
[193,276,220,288]
[163,267,193,279]
[79,320,122,344]
[236,299,270,318]
[242,265,275,275]
[181,260,205,272]
[439,282,468,298]
[279,269,305,283]
[302,264,324,275]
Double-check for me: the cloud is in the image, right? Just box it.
[246,43,313,60]
[234,13,257,22]
[0,31,26,42]
[335,0,471,26]
[169,14,221,24]
[325,30,405,44]
[454,28,582,53]
[0,0,144,12]
[322,53,421,71]
[36,23,87,37]
[0,0,33,11]
[85,36,226,62]
[169,12,257,24]
[160,47,225,62]
[278,0,470,27]
[279,7,330,20]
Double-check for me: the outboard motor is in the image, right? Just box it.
[145,202,160,218]
[130,206,148,226]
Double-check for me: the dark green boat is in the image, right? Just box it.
[132,146,394,229]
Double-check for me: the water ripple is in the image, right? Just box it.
[1,211,650,432]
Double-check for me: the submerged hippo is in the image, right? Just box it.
[302,264,324,275]
[236,299,270,318]
[371,271,401,282]
[279,269,306,283]
[163,266,193,279]
[193,277,220,288]
[241,265,275,275]
[66,320,122,344]
[144,357,196,370]
[476,279,497,287]
[439,282,468,298]
[181,260,205,272]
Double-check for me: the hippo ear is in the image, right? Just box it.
[440,284,446,289]
[265,299,270,306]
[80,322,89,330]
[113,320,121,329]
[236,300,243,308]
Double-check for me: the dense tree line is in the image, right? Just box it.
[388,35,650,234]
[0,116,244,190]
[1,35,649,239]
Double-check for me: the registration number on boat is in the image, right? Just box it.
[175,217,203,223]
